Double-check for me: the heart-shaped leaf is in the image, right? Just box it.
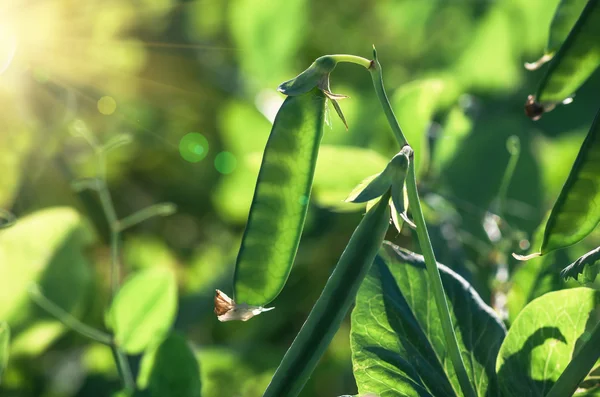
[351,242,506,397]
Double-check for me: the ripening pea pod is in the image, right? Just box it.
[526,0,600,119]
[261,150,410,397]
[263,190,391,397]
[515,107,600,261]
[525,0,589,70]
[214,87,327,321]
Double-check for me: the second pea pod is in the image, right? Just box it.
[233,87,326,307]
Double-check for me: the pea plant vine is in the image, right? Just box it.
[216,1,600,397]
[1,1,600,397]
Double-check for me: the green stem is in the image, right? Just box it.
[329,54,372,69]
[367,47,408,147]
[546,320,600,397]
[29,286,112,345]
[87,140,134,391]
[117,203,177,232]
[111,344,135,393]
[496,136,520,219]
[405,161,476,397]
[367,46,475,397]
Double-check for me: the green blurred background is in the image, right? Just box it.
[1,0,600,396]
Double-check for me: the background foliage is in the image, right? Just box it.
[1,0,600,396]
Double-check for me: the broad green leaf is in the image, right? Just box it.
[0,207,92,354]
[535,0,600,106]
[539,108,600,255]
[108,267,177,354]
[351,242,506,397]
[0,322,9,383]
[233,88,326,307]
[496,288,600,396]
[506,253,565,324]
[137,332,201,397]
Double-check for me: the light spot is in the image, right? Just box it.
[299,195,309,206]
[214,151,236,174]
[179,133,209,163]
[0,24,16,75]
[98,96,117,115]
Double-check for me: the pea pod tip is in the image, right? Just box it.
[524,53,553,71]
[511,252,541,261]
[214,289,275,322]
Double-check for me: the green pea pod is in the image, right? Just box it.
[516,107,600,260]
[548,0,590,56]
[234,88,326,307]
[263,190,391,397]
[526,0,589,70]
[529,0,600,115]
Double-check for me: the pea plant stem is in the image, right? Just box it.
[329,54,372,69]
[365,48,476,397]
[368,52,408,147]
[405,161,476,397]
[92,161,135,393]
[546,319,600,397]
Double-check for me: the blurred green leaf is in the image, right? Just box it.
[313,145,389,211]
[533,129,586,201]
[455,8,521,93]
[9,321,63,358]
[497,288,600,396]
[137,332,201,397]
[108,267,177,354]
[228,0,308,89]
[351,242,506,397]
[123,235,178,272]
[0,322,9,384]
[213,100,271,223]
[197,347,272,397]
[431,105,473,177]
[0,207,93,350]
[392,78,458,175]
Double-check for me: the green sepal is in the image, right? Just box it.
[346,151,409,204]
[278,56,338,96]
